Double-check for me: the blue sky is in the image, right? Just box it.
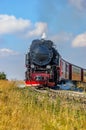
[0,0,86,80]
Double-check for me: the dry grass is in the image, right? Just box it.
[0,80,86,130]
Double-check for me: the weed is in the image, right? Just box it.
[0,80,86,130]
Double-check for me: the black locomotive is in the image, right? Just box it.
[25,39,60,86]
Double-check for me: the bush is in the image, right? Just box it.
[0,72,7,80]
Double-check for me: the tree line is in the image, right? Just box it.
[0,72,7,80]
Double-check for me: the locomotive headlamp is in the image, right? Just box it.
[46,65,51,69]
[31,64,35,68]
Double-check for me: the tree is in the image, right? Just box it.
[0,72,7,80]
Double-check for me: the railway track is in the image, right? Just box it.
[29,86,86,106]
[49,89,86,104]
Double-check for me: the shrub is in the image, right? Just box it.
[0,72,7,80]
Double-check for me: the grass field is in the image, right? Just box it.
[0,80,86,130]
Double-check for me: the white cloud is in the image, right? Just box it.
[0,48,19,57]
[69,0,86,10]
[24,22,47,38]
[72,32,86,47]
[0,15,31,34]
[0,14,47,38]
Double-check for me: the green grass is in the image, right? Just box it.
[0,80,86,130]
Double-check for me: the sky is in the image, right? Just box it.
[0,0,86,80]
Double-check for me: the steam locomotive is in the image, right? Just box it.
[25,39,86,89]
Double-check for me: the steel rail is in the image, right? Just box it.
[28,86,86,106]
